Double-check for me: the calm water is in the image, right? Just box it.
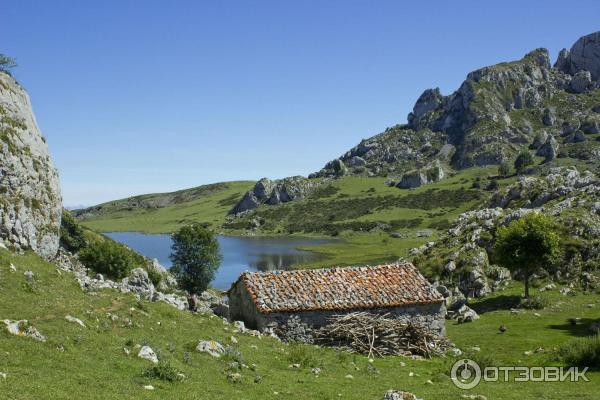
[105,232,331,290]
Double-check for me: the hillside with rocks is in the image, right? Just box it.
[314,32,600,180]
[412,165,600,303]
[0,71,62,259]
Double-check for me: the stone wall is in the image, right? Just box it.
[228,280,446,336]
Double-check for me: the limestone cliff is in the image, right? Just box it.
[0,72,62,258]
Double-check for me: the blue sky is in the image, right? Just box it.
[3,1,599,207]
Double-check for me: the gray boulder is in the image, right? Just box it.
[565,130,587,143]
[127,268,155,300]
[581,119,600,134]
[0,72,62,259]
[569,70,594,93]
[536,136,559,162]
[397,171,428,189]
[542,108,556,126]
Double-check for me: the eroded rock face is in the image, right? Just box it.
[557,31,600,81]
[0,72,61,258]
[229,176,319,214]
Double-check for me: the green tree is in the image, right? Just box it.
[514,150,534,173]
[494,213,559,298]
[0,54,17,73]
[170,224,221,294]
[498,161,511,177]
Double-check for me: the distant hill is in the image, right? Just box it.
[73,181,255,233]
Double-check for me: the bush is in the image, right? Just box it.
[79,240,136,279]
[143,360,184,382]
[514,150,534,173]
[59,210,87,253]
[498,161,511,177]
[518,295,548,310]
[146,267,162,287]
[558,335,600,368]
[486,180,499,191]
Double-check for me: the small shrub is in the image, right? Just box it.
[498,161,511,177]
[518,295,548,310]
[145,267,162,287]
[486,180,499,191]
[286,343,322,368]
[514,150,534,173]
[143,360,184,382]
[558,335,600,368]
[60,210,87,253]
[79,240,135,279]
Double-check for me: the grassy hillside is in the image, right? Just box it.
[75,181,255,233]
[1,249,599,399]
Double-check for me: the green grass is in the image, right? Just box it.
[1,250,599,399]
[78,181,255,233]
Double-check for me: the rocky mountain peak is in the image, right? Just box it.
[555,30,600,81]
[0,71,62,258]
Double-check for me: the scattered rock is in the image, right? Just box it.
[143,385,154,390]
[9,263,16,272]
[65,315,86,328]
[196,340,225,358]
[227,372,242,383]
[23,270,34,280]
[3,320,46,342]
[383,389,421,400]
[137,346,158,364]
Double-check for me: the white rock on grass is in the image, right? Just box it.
[196,340,225,358]
[383,390,422,400]
[65,315,86,328]
[137,346,158,363]
[143,385,154,390]
[0,372,7,379]
[3,320,46,342]
[9,263,16,272]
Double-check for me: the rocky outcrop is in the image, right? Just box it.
[413,166,600,299]
[230,176,320,214]
[310,31,600,181]
[396,161,445,189]
[0,72,62,258]
[555,31,600,81]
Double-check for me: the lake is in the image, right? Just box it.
[105,232,331,290]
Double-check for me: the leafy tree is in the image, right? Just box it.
[59,210,87,253]
[498,161,511,177]
[514,150,534,173]
[79,239,135,279]
[170,224,221,294]
[0,54,17,73]
[494,213,560,298]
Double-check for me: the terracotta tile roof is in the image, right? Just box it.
[233,263,443,314]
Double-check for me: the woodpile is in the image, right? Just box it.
[313,312,450,358]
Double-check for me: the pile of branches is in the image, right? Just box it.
[313,312,450,358]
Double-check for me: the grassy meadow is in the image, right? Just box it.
[0,249,598,399]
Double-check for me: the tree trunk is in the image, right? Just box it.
[524,275,530,299]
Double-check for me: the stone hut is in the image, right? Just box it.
[228,262,446,335]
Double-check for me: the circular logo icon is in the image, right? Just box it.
[451,358,481,389]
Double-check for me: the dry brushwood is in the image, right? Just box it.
[313,312,450,358]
